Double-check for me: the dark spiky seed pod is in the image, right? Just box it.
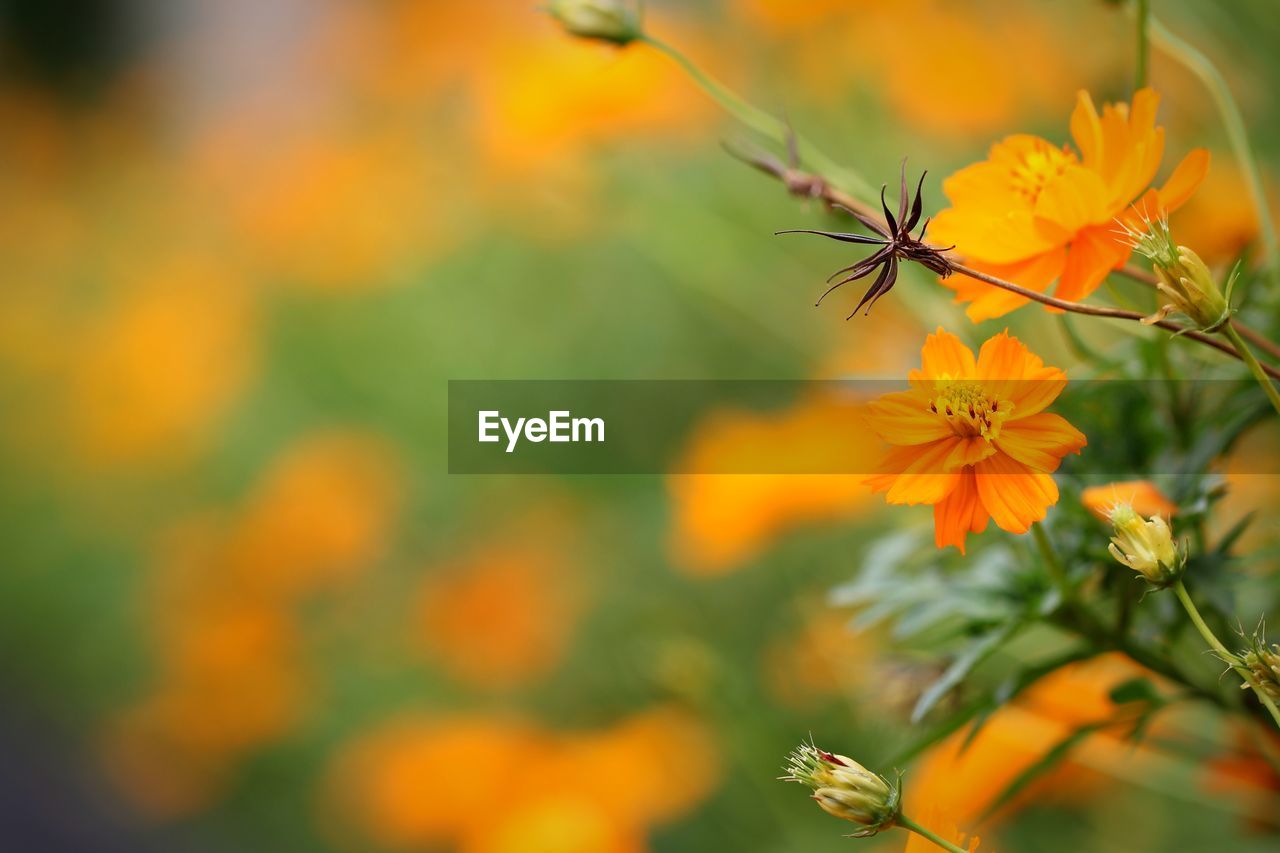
[777,160,954,318]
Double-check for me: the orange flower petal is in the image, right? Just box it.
[939,158,1028,213]
[995,412,1087,473]
[1055,224,1132,303]
[943,247,1066,323]
[864,390,955,446]
[1069,90,1103,170]
[867,440,963,506]
[933,468,989,555]
[974,330,1067,418]
[974,452,1059,533]
[945,436,998,470]
[1129,87,1160,137]
[1157,148,1210,213]
[1033,164,1110,234]
[912,328,977,381]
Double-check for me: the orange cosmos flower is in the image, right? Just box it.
[930,88,1210,321]
[865,329,1086,553]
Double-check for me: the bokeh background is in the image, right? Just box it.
[3,1,1280,850]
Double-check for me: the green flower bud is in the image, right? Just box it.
[780,742,900,837]
[1123,215,1230,332]
[1242,640,1280,701]
[1106,502,1184,587]
[545,0,641,46]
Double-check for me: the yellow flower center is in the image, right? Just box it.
[1008,142,1076,204]
[928,379,1010,440]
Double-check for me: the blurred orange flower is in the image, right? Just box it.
[226,432,404,597]
[1171,160,1272,266]
[101,430,404,817]
[463,799,645,853]
[1215,426,1280,554]
[909,654,1162,826]
[668,393,878,574]
[931,88,1209,321]
[1081,480,1177,522]
[419,522,585,690]
[198,127,440,292]
[738,0,1108,141]
[101,578,308,817]
[325,706,719,851]
[764,608,876,710]
[865,329,1086,552]
[1203,726,1280,832]
[668,310,924,575]
[326,715,553,847]
[67,252,256,465]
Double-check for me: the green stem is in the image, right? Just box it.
[1135,0,1150,89]
[1031,521,1073,603]
[639,34,875,200]
[1172,580,1280,729]
[1223,324,1280,418]
[1149,16,1280,290]
[897,814,971,853]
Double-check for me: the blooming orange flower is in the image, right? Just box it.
[865,329,1086,552]
[418,538,585,690]
[1080,479,1177,522]
[930,88,1209,321]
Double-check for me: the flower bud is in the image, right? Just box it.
[545,0,641,46]
[1242,641,1280,701]
[780,742,900,837]
[1106,502,1184,587]
[1123,215,1230,331]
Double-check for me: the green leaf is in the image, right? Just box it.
[910,621,1023,724]
[884,647,1094,767]
[1213,511,1255,556]
[1108,676,1163,705]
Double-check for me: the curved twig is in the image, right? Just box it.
[757,162,1280,381]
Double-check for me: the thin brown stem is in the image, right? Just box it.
[950,261,1278,376]
[760,166,1280,380]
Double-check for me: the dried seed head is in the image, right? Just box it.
[777,160,952,318]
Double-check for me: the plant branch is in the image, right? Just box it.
[1223,324,1280,417]
[1173,580,1280,730]
[639,34,876,201]
[1031,521,1073,604]
[754,165,1280,380]
[897,814,970,853]
[1134,0,1150,89]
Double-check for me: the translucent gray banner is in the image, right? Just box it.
[447,380,1279,475]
